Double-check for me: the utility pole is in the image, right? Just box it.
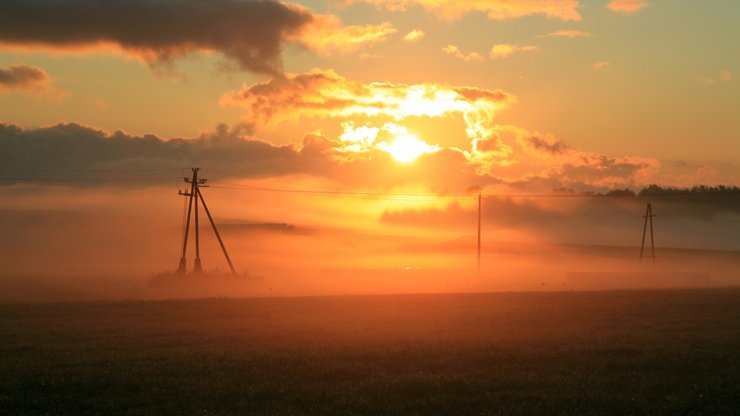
[477,191,482,275]
[193,168,202,273]
[177,168,199,273]
[176,168,236,274]
[640,203,656,263]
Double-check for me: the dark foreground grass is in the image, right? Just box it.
[1,288,739,415]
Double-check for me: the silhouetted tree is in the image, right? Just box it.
[639,184,740,196]
[606,188,636,196]
[552,187,575,194]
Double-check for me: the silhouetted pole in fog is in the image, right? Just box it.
[176,168,236,274]
[477,191,482,275]
[177,168,198,273]
[640,203,656,263]
[193,169,202,273]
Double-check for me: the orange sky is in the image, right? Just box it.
[1,0,738,188]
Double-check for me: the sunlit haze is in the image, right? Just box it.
[0,0,738,300]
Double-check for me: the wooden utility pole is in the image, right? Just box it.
[176,168,236,274]
[477,191,482,275]
[640,203,656,263]
[177,168,199,273]
[193,168,202,273]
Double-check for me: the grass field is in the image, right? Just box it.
[2,288,740,415]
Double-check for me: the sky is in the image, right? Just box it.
[0,0,738,297]
[1,0,739,188]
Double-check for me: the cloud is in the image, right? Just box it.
[0,65,696,193]
[490,44,538,59]
[218,69,672,190]
[298,19,396,53]
[469,133,514,173]
[0,0,393,75]
[344,0,582,21]
[675,165,719,187]
[335,121,441,161]
[0,64,50,90]
[523,135,569,155]
[482,125,661,189]
[403,30,426,42]
[0,122,313,184]
[442,45,485,62]
[700,70,734,85]
[220,69,514,149]
[557,155,659,188]
[0,64,67,100]
[538,30,592,38]
[4,119,719,196]
[606,0,648,14]
[339,122,380,152]
[593,61,610,70]
[444,43,539,62]
[0,121,487,191]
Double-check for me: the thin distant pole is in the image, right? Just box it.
[477,191,481,275]
[648,204,656,263]
[640,203,656,263]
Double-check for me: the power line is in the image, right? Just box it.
[2,175,738,199]
[0,167,183,173]
[0,168,737,199]
[0,176,181,183]
[208,183,468,199]
[208,183,740,200]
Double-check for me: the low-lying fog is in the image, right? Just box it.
[1,185,738,302]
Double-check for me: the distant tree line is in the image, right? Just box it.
[552,185,740,196]
[637,184,740,196]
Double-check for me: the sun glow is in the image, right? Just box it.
[381,134,439,163]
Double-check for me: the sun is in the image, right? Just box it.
[381,134,439,163]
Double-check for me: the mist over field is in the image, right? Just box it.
[1,183,737,302]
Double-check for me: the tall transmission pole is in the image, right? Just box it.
[640,203,656,263]
[176,168,236,274]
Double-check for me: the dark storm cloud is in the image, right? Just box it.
[0,122,319,184]
[0,0,314,74]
